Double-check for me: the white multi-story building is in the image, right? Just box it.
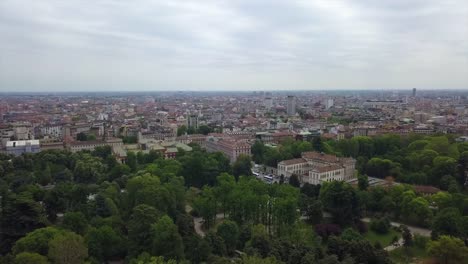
[277,151,356,185]
[6,140,41,156]
[307,165,344,184]
[326,99,334,110]
[40,125,63,139]
[68,138,123,152]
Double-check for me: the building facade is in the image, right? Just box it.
[287,95,296,116]
[277,151,356,185]
[6,140,41,156]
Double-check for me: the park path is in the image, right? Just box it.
[361,218,431,237]
[361,217,431,251]
[185,205,224,237]
[186,207,431,250]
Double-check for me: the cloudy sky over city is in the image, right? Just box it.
[0,0,467,91]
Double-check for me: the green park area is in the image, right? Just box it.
[364,228,400,248]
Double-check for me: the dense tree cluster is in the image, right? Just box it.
[0,146,232,263]
[1,133,468,263]
[251,138,327,167]
[331,134,468,189]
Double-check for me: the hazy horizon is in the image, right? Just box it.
[1,0,467,92]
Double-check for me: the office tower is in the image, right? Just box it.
[326,98,334,110]
[264,97,273,110]
[187,114,199,129]
[287,95,296,116]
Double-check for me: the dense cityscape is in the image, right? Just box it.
[0,90,467,263]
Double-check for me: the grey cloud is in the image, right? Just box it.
[0,0,467,91]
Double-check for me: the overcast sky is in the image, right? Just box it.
[0,0,467,91]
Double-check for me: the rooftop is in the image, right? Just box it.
[6,140,40,147]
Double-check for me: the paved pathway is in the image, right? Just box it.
[361,218,431,237]
[186,207,432,251]
[185,205,225,237]
[361,217,431,252]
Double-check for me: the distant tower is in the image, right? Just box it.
[264,97,273,110]
[412,88,417,97]
[326,98,334,110]
[287,95,296,116]
[187,114,199,129]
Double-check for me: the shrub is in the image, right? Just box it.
[370,217,391,234]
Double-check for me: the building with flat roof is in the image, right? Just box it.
[6,140,40,156]
[287,95,296,116]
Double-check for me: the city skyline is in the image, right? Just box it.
[1,0,467,92]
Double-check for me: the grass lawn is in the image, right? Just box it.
[389,245,429,264]
[364,228,400,247]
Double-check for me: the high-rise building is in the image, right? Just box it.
[186,114,199,129]
[264,97,273,110]
[326,98,334,110]
[412,88,417,97]
[287,95,296,116]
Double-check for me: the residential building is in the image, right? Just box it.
[204,136,251,163]
[6,140,41,156]
[277,151,356,185]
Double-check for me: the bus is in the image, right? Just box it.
[263,175,273,182]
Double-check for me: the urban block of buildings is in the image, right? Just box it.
[277,151,356,185]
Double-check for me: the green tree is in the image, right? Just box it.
[183,235,211,263]
[366,158,399,178]
[319,181,360,225]
[14,252,49,264]
[432,207,462,237]
[127,151,137,172]
[232,154,252,180]
[76,132,87,141]
[1,194,47,253]
[240,255,283,264]
[427,235,468,264]
[302,197,323,224]
[177,125,187,136]
[369,217,391,234]
[36,164,52,186]
[246,225,271,258]
[263,148,282,167]
[62,212,88,235]
[312,137,325,152]
[87,225,125,262]
[251,141,266,164]
[289,174,301,188]
[401,225,412,247]
[13,227,64,256]
[204,231,227,256]
[216,220,240,255]
[48,232,88,264]
[340,228,363,242]
[197,125,212,135]
[357,174,368,191]
[128,204,161,256]
[193,186,217,228]
[151,215,184,260]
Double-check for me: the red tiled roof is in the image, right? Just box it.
[312,164,343,173]
[302,151,338,163]
[279,158,307,166]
